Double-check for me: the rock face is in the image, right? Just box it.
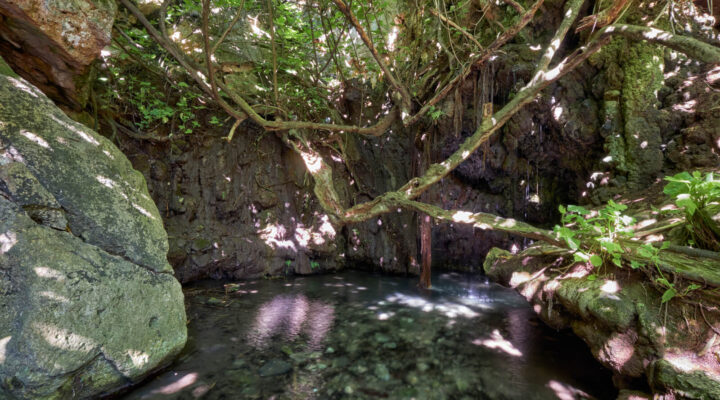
[123,119,417,282]
[0,74,187,399]
[0,0,116,108]
[484,247,720,399]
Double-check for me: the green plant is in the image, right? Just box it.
[663,171,720,250]
[310,261,320,269]
[554,200,635,271]
[428,105,446,121]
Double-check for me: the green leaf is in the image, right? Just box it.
[590,254,603,267]
[567,205,590,215]
[573,252,589,262]
[675,195,697,215]
[587,274,597,281]
[661,288,676,303]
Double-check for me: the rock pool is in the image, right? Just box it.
[120,271,616,399]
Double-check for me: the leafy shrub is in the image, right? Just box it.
[663,171,720,250]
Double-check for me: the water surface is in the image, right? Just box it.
[122,271,616,399]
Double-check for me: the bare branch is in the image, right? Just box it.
[576,0,632,32]
[429,8,484,50]
[535,0,585,73]
[119,0,399,137]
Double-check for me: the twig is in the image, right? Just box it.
[331,0,413,112]
[402,0,545,127]
[429,8,484,50]
[211,1,246,55]
[266,0,279,107]
[700,306,720,336]
[502,0,525,13]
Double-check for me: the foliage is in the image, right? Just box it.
[98,28,207,136]
[664,171,720,215]
[554,200,635,269]
[554,171,718,302]
[663,171,720,250]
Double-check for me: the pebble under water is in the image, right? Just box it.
[121,271,617,399]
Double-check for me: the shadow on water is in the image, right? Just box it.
[121,271,617,399]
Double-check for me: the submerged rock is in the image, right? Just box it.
[259,360,292,377]
[0,74,187,399]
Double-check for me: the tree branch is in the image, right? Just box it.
[402,0,545,127]
[429,8,484,50]
[342,26,608,224]
[535,0,585,73]
[398,200,565,246]
[502,0,525,14]
[211,1,246,55]
[602,24,720,64]
[331,0,413,113]
[120,0,399,137]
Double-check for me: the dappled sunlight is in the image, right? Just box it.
[96,175,117,189]
[603,333,636,369]
[0,336,10,365]
[127,350,151,368]
[151,372,198,395]
[8,77,42,98]
[258,222,296,251]
[19,130,50,149]
[259,215,336,253]
[298,149,324,173]
[472,329,523,357]
[49,114,100,146]
[248,294,335,350]
[0,231,17,254]
[33,266,66,281]
[600,280,620,294]
[547,380,591,400]
[32,322,96,352]
[451,211,475,224]
[385,292,483,318]
[132,203,156,220]
[39,291,69,304]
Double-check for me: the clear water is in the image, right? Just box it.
[120,271,616,399]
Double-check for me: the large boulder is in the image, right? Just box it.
[0,74,187,398]
[0,0,116,108]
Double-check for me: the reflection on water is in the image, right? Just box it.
[121,271,616,400]
[249,294,335,350]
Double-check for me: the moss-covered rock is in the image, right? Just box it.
[485,244,720,398]
[0,74,187,399]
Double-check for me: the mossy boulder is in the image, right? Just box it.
[0,74,187,399]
